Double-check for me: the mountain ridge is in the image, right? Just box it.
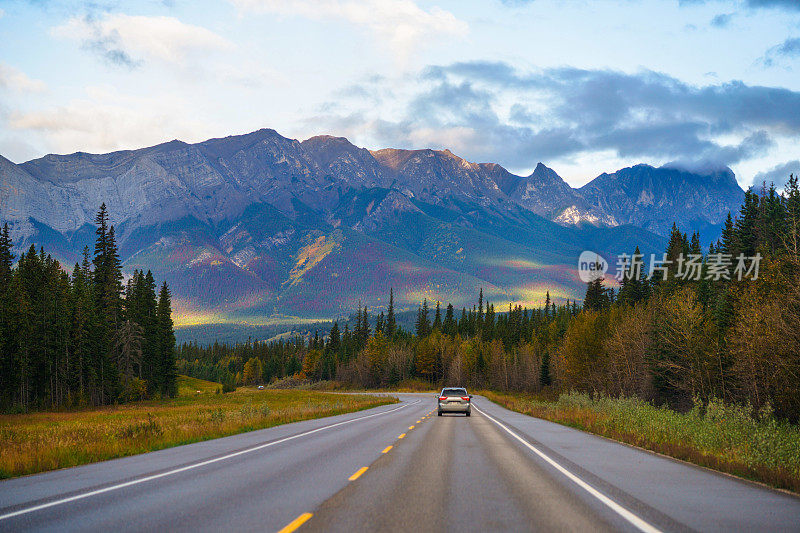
[0,127,744,321]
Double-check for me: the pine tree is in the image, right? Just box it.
[156,282,177,397]
[719,212,735,254]
[386,288,396,338]
[443,303,455,336]
[618,245,648,305]
[415,300,430,337]
[375,312,385,335]
[544,291,551,318]
[433,301,442,330]
[785,174,800,255]
[0,225,15,408]
[539,350,551,387]
[477,288,484,329]
[658,223,689,286]
[734,190,759,257]
[0,223,13,285]
[583,274,609,311]
[140,271,159,394]
[483,302,496,341]
[359,305,371,341]
[327,322,341,352]
[690,232,702,255]
[312,330,320,350]
[115,319,144,395]
[355,304,363,341]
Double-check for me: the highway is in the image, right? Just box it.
[1,393,799,532]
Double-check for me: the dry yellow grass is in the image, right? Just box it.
[176,375,221,396]
[0,387,396,479]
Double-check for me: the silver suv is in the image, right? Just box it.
[437,388,472,416]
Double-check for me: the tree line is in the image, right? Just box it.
[0,204,177,411]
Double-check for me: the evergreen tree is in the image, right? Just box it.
[477,288,484,329]
[734,189,759,257]
[540,351,551,387]
[690,232,702,255]
[0,226,15,408]
[156,282,177,397]
[115,319,144,397]
[327,322,341,352]
[719,212,735,254]
[433,301,442,330]
[583,263,610,311]
[443,303,455,336]
[375,312,385,335]
[0,223,13,285]
[415,300,430,337]
[618,246,648,305]
[359,305,371,342]
[386,288,396,338]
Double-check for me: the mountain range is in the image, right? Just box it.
[0,128,744,323]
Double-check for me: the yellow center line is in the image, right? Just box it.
[348,466,368,481]
[382,445,393,454]
[416,420,421,423]
[398,433,406,439]
[409,425,415,430]
[278,512,313,533]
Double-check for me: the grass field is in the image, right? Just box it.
[0,381,396,479]
[177,375,221,396]
[484,390,800,493]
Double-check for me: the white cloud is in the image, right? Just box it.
[230,0,467,60]
[8,86,213,154]
[0,64,47,93]
[52,14,234,67]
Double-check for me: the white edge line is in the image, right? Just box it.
[473,404,662,533]
[0,399,419,522]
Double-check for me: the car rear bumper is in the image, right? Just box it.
[438,402,471,412]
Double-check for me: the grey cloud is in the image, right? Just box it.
[746,0,800,10]
[77,16,142,68]
[761,37,800,67]
[711,13,733,27]
[313,61,800,170]
[84,35,141,68]
[433,62,800,132]
[753,160,800,188]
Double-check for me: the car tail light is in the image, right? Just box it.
[439,396,447,401]
[461,396,470,401]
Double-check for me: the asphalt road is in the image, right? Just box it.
[1,393,799,532]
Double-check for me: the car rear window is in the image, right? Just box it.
[442,389,467,396]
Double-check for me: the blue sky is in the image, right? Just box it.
[1,0,799,187]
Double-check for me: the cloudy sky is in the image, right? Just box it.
[1,0,799,187]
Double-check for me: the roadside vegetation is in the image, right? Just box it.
[485,390,800,493]
[176,374,221,395]
[0,381,395,479]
